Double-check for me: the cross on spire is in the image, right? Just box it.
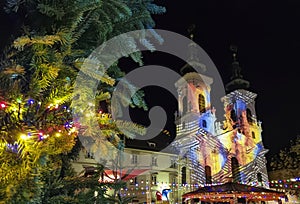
[187,24,196,40]
[225,44,250,92]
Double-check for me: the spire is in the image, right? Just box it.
[180,24,206,75]
[187,23,196,41]
[225,45,250,92]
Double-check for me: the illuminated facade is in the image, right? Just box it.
[72,45,270,203]
[172,45,269,192]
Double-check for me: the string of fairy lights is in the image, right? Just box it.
[0,97,78,151]
[115,177,300,197]
[118,182,194,197]
[269,177,300,189]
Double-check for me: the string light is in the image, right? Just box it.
[269,177,300,189]
[27,99,34,105]
[16,98,22,103]
[20,134,28,140]
[0,102,6,108]
[38,132,44,140]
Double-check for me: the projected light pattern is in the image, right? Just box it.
[175,76,269,188]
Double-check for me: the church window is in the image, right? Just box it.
[181,167,187,184]
[231,157,241,182]
[257,172,262,182]
[252,131,255,139]
[202,120,207,128]
[230,109,237,122]
[205,165,212,184]
[198,94,206,113]
[247,108,253,123]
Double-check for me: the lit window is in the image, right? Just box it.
[198,94,206,113]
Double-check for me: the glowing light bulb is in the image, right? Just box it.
[16,98,22,103]
[20,134,28,140]
[28,99,34,104]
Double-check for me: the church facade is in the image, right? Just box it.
[173,67,269,189]
[72,45,270,203]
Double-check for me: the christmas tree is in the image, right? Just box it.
[0,0,165,203]
[269,136,300,200]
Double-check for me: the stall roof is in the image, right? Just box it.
[182,182,285,202]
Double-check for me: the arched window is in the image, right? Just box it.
[252,131,255,139]
[182,96,188,114]
[257,172,262,182]
[181,167,187,184]
[246,108,253,123]
[205,165,212,184]
[231,157,241,182]
[230,109,237,122]
[198,94,206,113]
[202,120,207,128]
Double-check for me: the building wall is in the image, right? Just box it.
[72,147,182,203]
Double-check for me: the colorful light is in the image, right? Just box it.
[0,102,6,108]
[20,134,28,140]
[27,99,34,105]
[16,98,22,103]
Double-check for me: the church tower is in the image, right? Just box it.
[172,39,270,190]
[175,26,216,138]
[220,45,269,188]
[173,27,220,187]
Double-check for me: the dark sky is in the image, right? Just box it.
[1,0,299,161]
[147,0,300,159]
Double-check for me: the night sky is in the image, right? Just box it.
[147,0,300,159]
[1,0,300,162]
